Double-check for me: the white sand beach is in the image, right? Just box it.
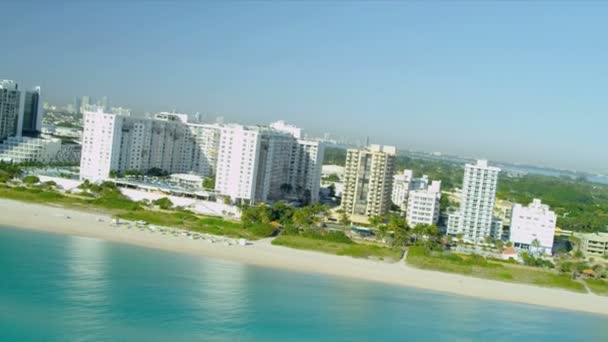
[2,198,608,316]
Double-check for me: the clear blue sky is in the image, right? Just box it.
[2,1,607,173]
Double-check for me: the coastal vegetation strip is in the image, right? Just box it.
[0,181,274,239]
[405,246,586,293]
[272,234,403,261]
[584,279,608,296]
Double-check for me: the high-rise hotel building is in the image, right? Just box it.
[448,160,502,242]
[80,112,324,204]
[341,145,396,221]
[214,122,324,204]
[80,110,221,182]
[0,80,42,140]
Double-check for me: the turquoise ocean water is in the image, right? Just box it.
[0,226,606,341]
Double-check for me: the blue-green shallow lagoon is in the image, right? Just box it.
[0,226,606,341]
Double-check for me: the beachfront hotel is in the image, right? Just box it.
[406,180,441,226]
[447,160,502,242]
[341,144,396,222]
[509,199,556,255]
[80,110,324,204]
[80,109,219,182]
[215,122,324,204]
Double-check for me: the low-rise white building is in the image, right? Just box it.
[509,199,556,255]
[406,180,441,226]
[170,173,204,190]
[0,136,62,163]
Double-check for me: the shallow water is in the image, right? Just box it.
[0,226,606,341]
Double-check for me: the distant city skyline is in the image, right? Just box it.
[3,2,608,173]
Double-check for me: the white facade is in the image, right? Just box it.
[448,160,501,242]
[270,120,302,139]
[391,169,413,211]
[0,136,62,163]
[188,123,221,177]
[215,124,263,202]
[80,110,221,182]
[110,107,132,117]
[214,123,324,204]
[406,180,441,226]
[509,199,556,255]
[171,173,204,190]
[80,111,122,181]
[289,139,324,203]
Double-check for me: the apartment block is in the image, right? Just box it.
[406,180,441,226]
[580,233,608,258]
[509,199,556,255]
[447,160,502,242]
[214,122,323,204]
[341,145,396,222]
[80,110,221,182]
[0,80,42,140]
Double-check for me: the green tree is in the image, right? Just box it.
[153,197,173,210]
[531,238,541,255]
[368,215,384,229]
[22,175,40,185]
[495,239,504,251]
[203,176,215,190]
[323,173,340,182]
[387,215,409,247]
[337,208,350,227]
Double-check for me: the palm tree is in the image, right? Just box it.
[368,215,384,229]
[531,238,541,255]
[336,208,350,227]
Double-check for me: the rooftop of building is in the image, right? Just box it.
[581,232,608,242]
[348,144,397,155]
[466,159,501,172]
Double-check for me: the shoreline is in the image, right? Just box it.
[2,198,608,317]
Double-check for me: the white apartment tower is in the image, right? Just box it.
[448,160,501,242]
[80,111,122,181]
[214,122,324,204]
[342,145,396,220]
[80,110,221,182]
[509,199,556,255]
[215,125,264,202]
[407,180,441,227]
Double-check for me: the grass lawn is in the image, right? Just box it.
[584,279,608,296]
[0,184,275,239]
[272,235,403,261]
[115,210,271,239]
[406,246,586,293]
